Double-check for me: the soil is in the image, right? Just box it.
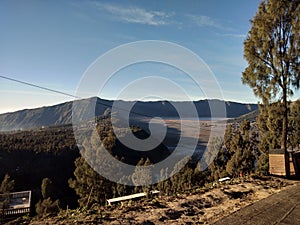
[214,180,300,225]
[14,175,299,225]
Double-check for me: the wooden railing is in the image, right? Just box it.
[4,207,30,215]
[0,190,31,221]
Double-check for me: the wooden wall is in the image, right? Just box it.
[269,150,295,176]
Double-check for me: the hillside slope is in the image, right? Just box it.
[21,176,297,225]
[0,97,258,131]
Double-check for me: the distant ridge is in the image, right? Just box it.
[0,97,258,131]
[227,109,259,123]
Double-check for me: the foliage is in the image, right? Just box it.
[288,99,300,149]
[243,0,300,103]
[242,0,300,176]
[209,121,259,179]
[0,125,79,209]
[257,103,283,150]
[36,178,60,217]
[0,174,14,194]
[169,157,194,193]
[156,156,206,195]
[204,137,226,181]
[132,158,153,193]
[41,178,54,200]
[0,124,77,154]
[69,117,174,207]
[69,119,131,207]
[0,174,14,212]
[36,198,60,217]
[225,121,258,177]
[255,100,300,174]
[68,157,113,207]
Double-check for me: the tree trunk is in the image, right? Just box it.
[282,87,290,177]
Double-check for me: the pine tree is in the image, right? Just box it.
[41,178,53,199]
[131,158,153,193]
[242,0,300,176]
[289,100,300,149]
[222,121,257,177]
[68,157,113,207]
[0,174,14,213]
[169,156,193,193]
[0,174,14,194]
[208,136,228,181]
[36,178,60,217]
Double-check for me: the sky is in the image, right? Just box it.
[1,0,298,114]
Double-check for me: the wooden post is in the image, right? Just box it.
[284,150,291,178]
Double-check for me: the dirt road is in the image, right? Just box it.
[213,182,300,225]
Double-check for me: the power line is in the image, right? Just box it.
[0,75,78,99]
[0,75,219,131]
[0,75,150,118]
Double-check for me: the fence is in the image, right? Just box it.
[0,190,31,221]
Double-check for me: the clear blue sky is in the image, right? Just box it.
[2,0,297,114]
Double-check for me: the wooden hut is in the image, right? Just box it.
[269,149,295,176]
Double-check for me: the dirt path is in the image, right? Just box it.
[213,182,300,225]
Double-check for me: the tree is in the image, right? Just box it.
[0,174,14,215]
[131,158,153,193]
[41,178,53,199]
[242,0,300,176]
[208,121,258,179]
[289,100,300,149]
[35,197,60,217]
[169,156,193,193]
[68,157,113,207]
[225,121,257,177]
[36,178,60,217]
[0,174,14,194]
[208,138,229,181]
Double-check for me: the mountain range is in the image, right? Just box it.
[0,97,258,131]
